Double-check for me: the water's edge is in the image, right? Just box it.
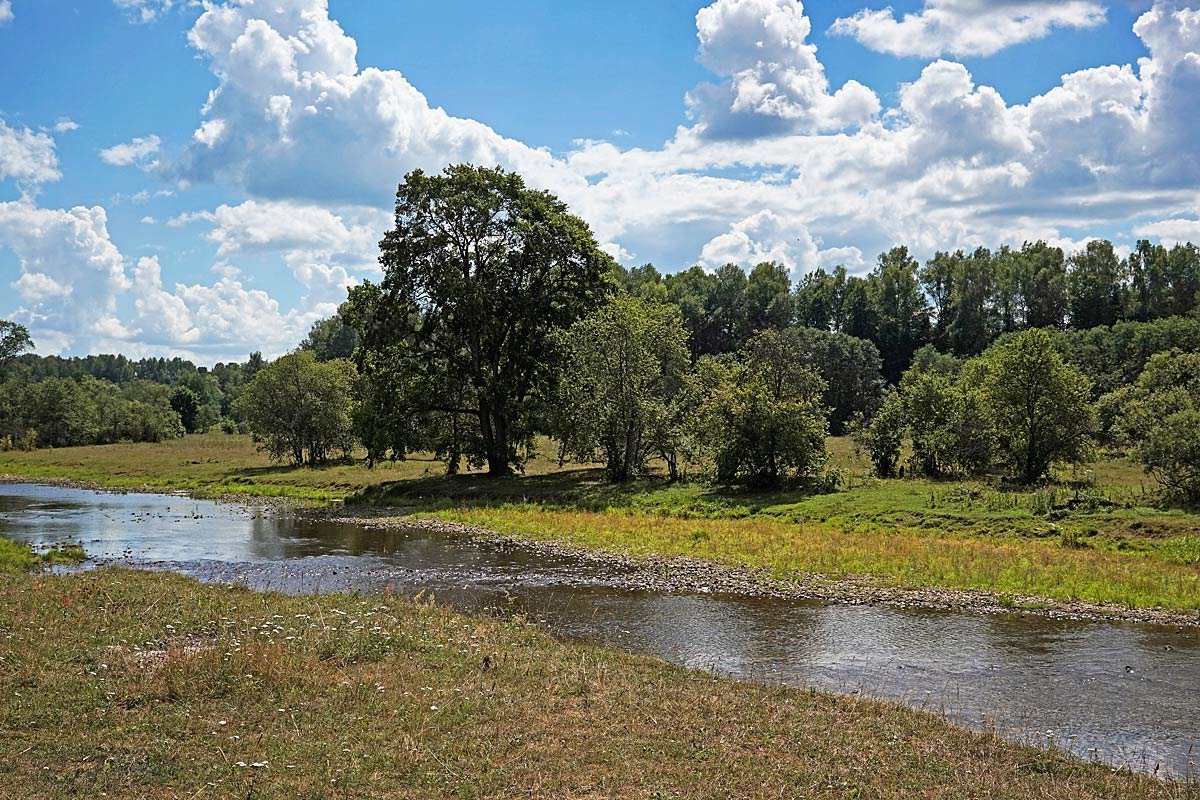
[338,512,1200,629]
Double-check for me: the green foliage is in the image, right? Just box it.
[170,385,201,434]
[998,241,1069,331]
[0,375,182,451]
[920,247,996,356]
[897,366,993,478]
[976,329,1094,484]
[353,164,615,476]
[1068,240,1124,330]
[789,327,884,435]
[870,247,933,383]
[1046,315,1200,396]
[901,370,964,477]
[0,319,33,366]
[554,296,691,482]
[743,261,795,334]
[908,343,962,377]
[233,352,356,466]
[110,381,186,443]
[300,314,359,361]
[852,391,904,478]
[1111,351,1200,502]
[22,378,102,447]
[693,331,830,488]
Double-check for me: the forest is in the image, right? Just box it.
[2,165,1199,502]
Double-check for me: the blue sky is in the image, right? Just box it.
[0,0,1196,362]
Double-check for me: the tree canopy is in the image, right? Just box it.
[976,329,1094,484]
[0,320,33,366]
[233,352,356,467]
[553,296,690,481]
[350,164,615,476]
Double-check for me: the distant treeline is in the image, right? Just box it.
[617,238,1200,383]
[0,350,267,449]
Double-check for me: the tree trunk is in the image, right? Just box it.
[484,407,512,476]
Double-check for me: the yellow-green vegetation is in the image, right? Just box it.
[2,434,1199,611]
[0,433,440,501]
[0,536,37,571]
[1,569,1193,800]
[0,538,85,572]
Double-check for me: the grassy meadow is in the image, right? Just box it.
[2,433,1199,612]
[0,568,1194,799]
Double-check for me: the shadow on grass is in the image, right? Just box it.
[350,466,834,515]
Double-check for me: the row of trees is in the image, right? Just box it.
[293,165,1195,495]
[0,375,183,450]
[0,319,273,448]
[551,299,833,485]
[851,328,1200,500]
[619,239,1200,384]
[854,330,1093,485]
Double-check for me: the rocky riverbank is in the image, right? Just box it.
[323,510,1200,630]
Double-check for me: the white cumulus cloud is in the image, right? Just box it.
[0,1,12,27]
[169,0,583,208]
[699,210,822,276]
[100,135,162,168]
[0,200,130,350]
[830,0,1107,58]
[0,120,61,188]
[688,0,880,138]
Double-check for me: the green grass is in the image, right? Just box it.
[425,506,1200,611]
[0,569,1193,799]
[0,538,86,572]
[3,434,1199,612]
[0,537,37,571]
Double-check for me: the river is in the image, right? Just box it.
[1,482,1196,778]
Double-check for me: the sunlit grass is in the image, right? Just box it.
[0,538,86,571]
[426,506,1200,612]
[0,536,37,571]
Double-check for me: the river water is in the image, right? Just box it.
[1,483,1197,777]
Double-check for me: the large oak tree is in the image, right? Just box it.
[352,165,614,476]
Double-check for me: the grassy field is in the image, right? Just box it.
[2,434,1199,611]
[0,567,1194,799]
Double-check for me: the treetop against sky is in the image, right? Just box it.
[0,0,1197,361]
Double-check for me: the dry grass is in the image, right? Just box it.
[0,569,1193,800]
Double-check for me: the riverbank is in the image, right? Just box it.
[3,433,1199,617]
[333,514,1200,628]
[1,568,1193,799]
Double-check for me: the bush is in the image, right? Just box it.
[693,331,830,488]
[975,329,1094,484]
[851,391,905,478]
[1113,351,1200,502]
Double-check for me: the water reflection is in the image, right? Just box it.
[1,483,1196,777]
